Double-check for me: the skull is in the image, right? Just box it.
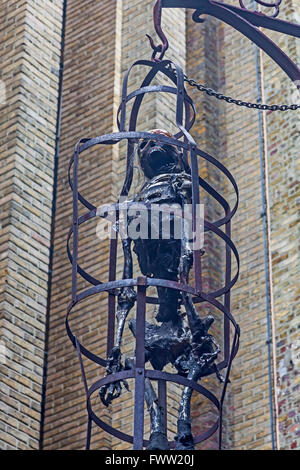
[138,129,184,179]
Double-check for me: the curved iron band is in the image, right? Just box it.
[118,59,195,197]
[66,200,239,300]
[116,59,196,133]
[146,278,239,334]
[239,1,281,19]
[116,84,195,136]
[114,62,239,223]
[68,131,239,228]
[85,369,219,447]
[118,60,181,196]
[66,200,203,289]
[67,208,102,287]
[66,301,106,368]
[67,132,239,300]
[193,0,300,83]
[66,276,240,373]
[125,61,195,141]
[119,60,187,134]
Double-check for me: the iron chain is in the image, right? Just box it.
[183,74,300,112]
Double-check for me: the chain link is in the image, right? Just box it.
[183,74,300,112]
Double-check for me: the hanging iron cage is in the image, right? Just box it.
[66,0,299,451]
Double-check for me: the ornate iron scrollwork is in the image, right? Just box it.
[163,0,300,84]
[239,1,282,18]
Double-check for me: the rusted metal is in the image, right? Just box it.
[239,1,282,18]
[162,0,300,83]
[147,0,169,62]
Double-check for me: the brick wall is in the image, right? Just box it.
[219,12,273,448]
[197,0,300,450]
[262,0,300,450]
[0,0,63,449]
[42,0,119,450]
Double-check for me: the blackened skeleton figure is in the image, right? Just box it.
[100,129,222,450]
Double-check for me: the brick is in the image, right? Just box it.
[0,0,63,450]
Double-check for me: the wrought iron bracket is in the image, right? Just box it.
[162,0,300,85]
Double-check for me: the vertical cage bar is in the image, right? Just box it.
[133,277,147,450]
[190,145,202,293]
[224,220,231,363]
[107,233,118,356]
[158,379,167,435]
[85,417,92,450]
[72,148,79,301]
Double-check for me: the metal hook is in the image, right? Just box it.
[146,0,169,62]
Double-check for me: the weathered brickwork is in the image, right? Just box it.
[200,0,300,450]
[214,0,274,450]
[0,0,63,449]
[42,0,120,450]
[262,0,300,450]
